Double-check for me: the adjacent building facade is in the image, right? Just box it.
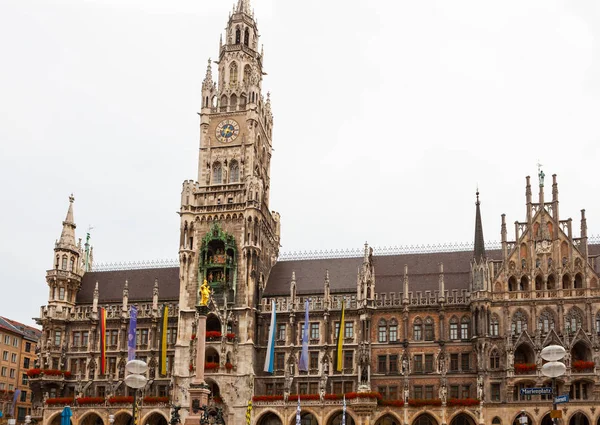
[31,1,600,425]
[0,317,41,424]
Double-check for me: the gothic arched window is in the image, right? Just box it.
[424,317,434,341]
[389,318,398,342]
[537,310,555,334]
[235,27,241,44]
[564,308,584,334]
[244,28,250,46]
[489,314,499,336]
[229,62,238,84]
[229,160,239,183]
[511,311,527,335]
[70,257,75,272]
[378,319,387,343]
[61,255,68,270]
[489,349,500,369]
[413,318,423,341]
[460,316,470,340]
[212,162,222,184]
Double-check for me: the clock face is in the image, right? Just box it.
[215,119,240,142]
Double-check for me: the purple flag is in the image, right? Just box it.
[299,299,309,371]
[128,306,138,361]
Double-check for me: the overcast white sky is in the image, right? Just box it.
[1,0,599,326]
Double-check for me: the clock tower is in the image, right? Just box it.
[175,1,280,421]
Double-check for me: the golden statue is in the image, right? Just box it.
[200,279,211,306]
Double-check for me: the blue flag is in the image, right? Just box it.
[263,300,276,373]
[10,389,20,416]
[128,306,138,361]
[299,299,309,371]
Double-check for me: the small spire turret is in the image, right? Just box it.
[402,265,409,303]
[473,190,486,262]
[438,263,445,302]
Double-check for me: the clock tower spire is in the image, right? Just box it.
[179,0,279,329]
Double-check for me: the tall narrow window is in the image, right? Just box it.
[212,162,222,184]
[461,317,470,339]
[424,317,434,341]
[235,28,241,44]
[450,317,459,340]
[378,319,387,343]
[229,62,238,84]
[229,160,239,183]
[489,315,499,336]
[413,318,423,341]
[389,319,398,342]
[62,255,68,270]
[244,28,250,46]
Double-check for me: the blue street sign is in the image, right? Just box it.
[520,387,553,396]
[555,394,569,404]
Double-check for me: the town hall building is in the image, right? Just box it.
[31,1,600,425]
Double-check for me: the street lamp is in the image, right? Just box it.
[124,360,148,425]
[541,345,567,425]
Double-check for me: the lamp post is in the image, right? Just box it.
[124,360,148,425]
[541,345,567,425]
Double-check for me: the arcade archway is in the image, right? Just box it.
[375,415,400,425]
[569,412,590,425]
[79,413,104,425]
[328,411,355,425]
[450,413,476,425]
[141,412,168,425]
[414,413,438,425]
[257,413,283,425]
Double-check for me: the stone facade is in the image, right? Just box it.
[31,1,600,425]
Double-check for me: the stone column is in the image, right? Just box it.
[185,306,211,425]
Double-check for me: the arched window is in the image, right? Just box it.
[244,28,250,46]
[413,318,423,341]
[511,311,527,334]
[69,257,75,272]
[492,418,502,425]
[388,318,398,343]
[547,274,556,290]
[508,276,517,291]
[449,316,459,340]
[489,314,499,336]
[229,160,239,183]
[229,62,238,84]
[378,319,387,343]
[562,273,571,289]
[61,255,68,270]
[535,274,543,291]
[489,349,500,369]
[230,94,238,110]
[537,310,555,334]
[574,273,584,289]
[235,27,241,44]
[564,308,583,333]
[424,317,434,341]
[595,313,600,335]
[212,162,222,184]
[460,317,470,340]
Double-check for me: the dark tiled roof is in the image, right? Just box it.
[78,267,180,304]
[265,257,363,297]
[264,249,504,297]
